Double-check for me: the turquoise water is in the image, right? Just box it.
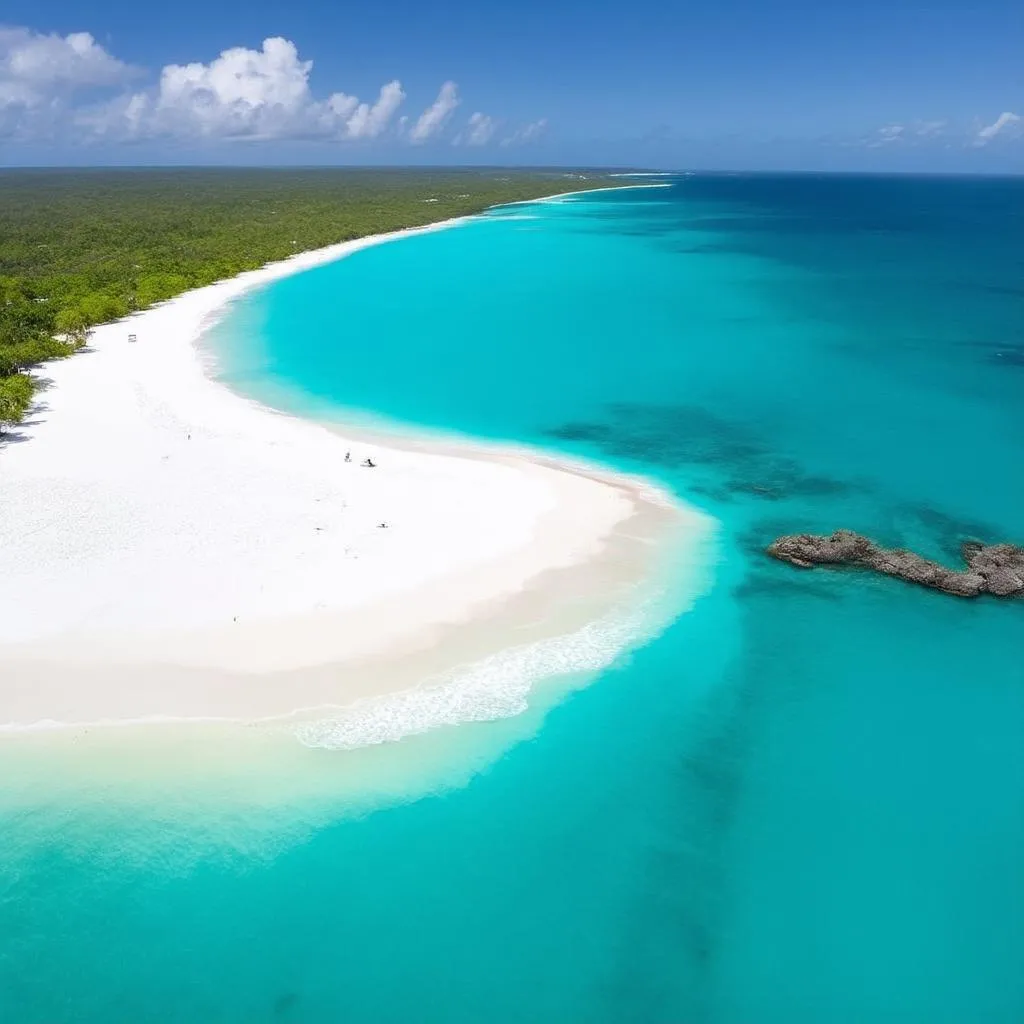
[3,176,1023,1021]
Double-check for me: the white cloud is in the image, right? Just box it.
[0,27,135,136]
[149,37,314,139]
[974,111,1021,146]
[914,119,946,138]
[862,119,950,148]
[455,111,496,146]
[98,38,405,141]
[876,124,904,145]
[1,26,512,150]
[0,27,132,93]
[409,80,459,143]
[86,37,407,142]
[343,80,405,139]
[864,124,905,147]
[500,118,548,146]
[864,112,1020,150]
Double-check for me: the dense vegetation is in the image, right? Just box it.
[0,168,617,429]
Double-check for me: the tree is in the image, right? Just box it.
[53,307,91,348]
[0,373,35,433]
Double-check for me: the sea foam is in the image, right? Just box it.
[295,584,685,751]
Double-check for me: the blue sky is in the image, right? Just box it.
[1,0,1021,170]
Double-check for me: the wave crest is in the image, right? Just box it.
[295,591,673,751]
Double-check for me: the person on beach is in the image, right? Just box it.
[362,458,376,467]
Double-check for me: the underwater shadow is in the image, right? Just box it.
[545,402,857,506]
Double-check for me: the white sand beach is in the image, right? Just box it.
[0,190,709,734]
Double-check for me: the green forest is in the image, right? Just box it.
[0,168,616,429]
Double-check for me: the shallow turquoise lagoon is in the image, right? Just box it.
[3,176,1022,1022]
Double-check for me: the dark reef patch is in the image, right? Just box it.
[891,502,1001,563]
[545,402,855,504]
[956,337,1024,368]
[671,242,748,256]
[273,992,299,1017]
[733,572,844,602]
[988,349,1024,367]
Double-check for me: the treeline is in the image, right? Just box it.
[0,168,616,429]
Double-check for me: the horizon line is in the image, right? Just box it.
[0,164,1021,179]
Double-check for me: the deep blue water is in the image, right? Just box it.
[3,175,1023,1022]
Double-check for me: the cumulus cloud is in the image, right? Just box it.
[0,26,132,93]
[409,80,459,143]
[974,111,1021,146]
[3,25,517,150]
[149,37,316,139]
[0,27,135,136]
[454,111,496,146]
[90,37,407,142]
[342,80,406,139]
[500,118,548,146]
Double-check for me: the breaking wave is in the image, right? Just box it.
[295,581,690,752]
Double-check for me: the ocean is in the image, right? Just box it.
[2,175,1022,1022]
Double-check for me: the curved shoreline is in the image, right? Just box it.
[0,182,711,736]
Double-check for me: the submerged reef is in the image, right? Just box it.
[767,530,1024,599]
